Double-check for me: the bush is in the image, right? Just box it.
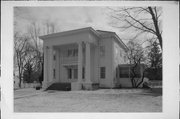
[145,68,162,80]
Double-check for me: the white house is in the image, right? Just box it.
[39,27,131,90]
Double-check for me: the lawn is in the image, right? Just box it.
[14,88,162,112]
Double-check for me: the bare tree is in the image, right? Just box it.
[14,33,29,87]
[27,22,43,81]
[27,20,58,83]
[146,40,162,81]
[14,8,59,87]
[126,40,147,88]
[110,7,162,49]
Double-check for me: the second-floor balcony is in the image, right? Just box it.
[61,56,78,65]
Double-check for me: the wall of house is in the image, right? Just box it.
[90,44,94,83]
[112,39,128,87]
[99,37,114,88]
[118,78,144,88]
[93,43,99,84]
[90,43,99,84]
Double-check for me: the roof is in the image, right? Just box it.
[39,27,128,51]
[96,30,115,36]
[118,64,146,68]
[39,27,100,40]
[96,30,128,51]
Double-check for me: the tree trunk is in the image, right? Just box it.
[136,70,145,88]
[148,7,162,49]
[18,72,22,88]
[130,64,138,88]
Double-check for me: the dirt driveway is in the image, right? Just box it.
[14,88,162,112]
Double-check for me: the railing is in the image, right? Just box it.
[61,57,78,64]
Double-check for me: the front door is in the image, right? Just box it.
[67,65,78,81]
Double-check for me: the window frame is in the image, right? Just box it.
[67,68,72,79]
[100,67,106,79]
[73,68,78,79]
[53,69,56,79]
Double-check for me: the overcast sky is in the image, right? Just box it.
[14,7,130,43]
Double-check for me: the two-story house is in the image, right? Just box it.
[39,27,129,90]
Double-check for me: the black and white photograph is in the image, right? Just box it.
[1,1,179,119]
[13,6,164,112]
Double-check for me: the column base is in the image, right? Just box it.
[42,81,48,89]
[71,82,82,90]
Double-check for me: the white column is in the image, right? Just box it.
[71,43,83,90]
[55,49,60,82]
[49,46,54,83]
[78,42,83,83]
[43,46,48,89]
[85,42,91,83]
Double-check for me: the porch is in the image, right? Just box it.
[43,42,97,90]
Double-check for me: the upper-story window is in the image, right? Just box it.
[53,69,56,79]
[100,46,105,57]
[53,51,56,60]
[53,55,56,60]
[67,49,78,57]
[73,49,78,57]
[67,49,73,57]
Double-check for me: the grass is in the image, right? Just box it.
[14,88,162,112]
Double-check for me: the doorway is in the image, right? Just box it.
[66,65,78,81]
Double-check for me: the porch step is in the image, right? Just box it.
[46,83,71,91]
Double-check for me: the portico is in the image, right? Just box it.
[40,28,98,90]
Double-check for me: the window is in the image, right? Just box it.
[119,67,129,78]
[53,69,56,79]
[100,46,105,57]
[82,67,85,79]
[119,66,141,78]
[67,49,73,57]
[53,55,56,60]
[67,49,78,57]
[53,51,56,60]
[67,67,78,79]
[67,68,72,79]
[74,68,78,79]
[73,49,78,57]
[100,67,106,79]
